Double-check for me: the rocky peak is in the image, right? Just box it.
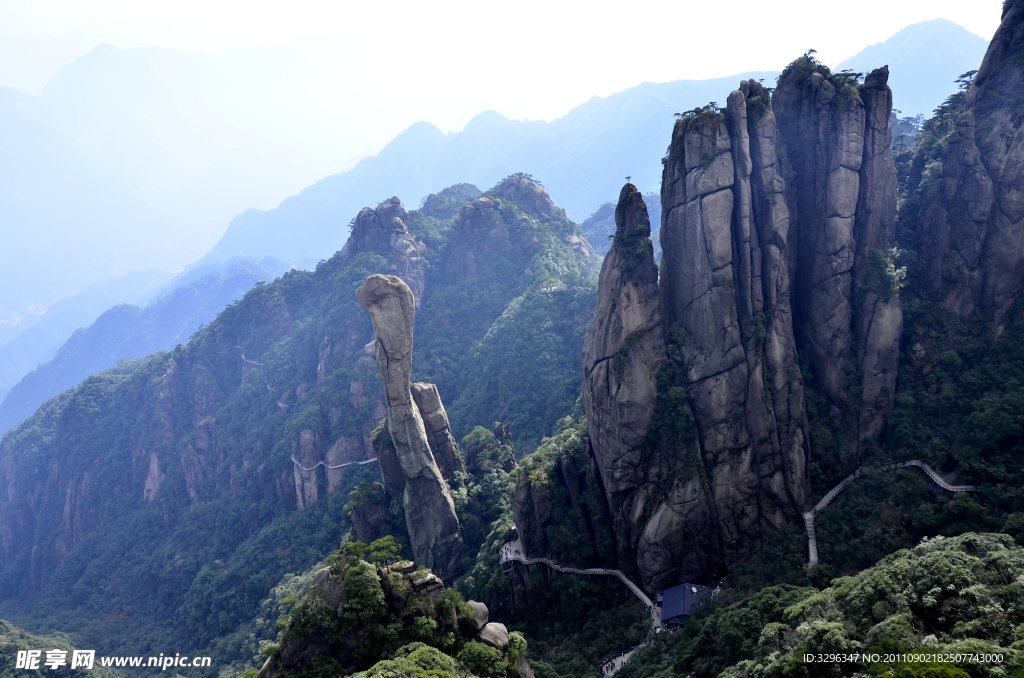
[345,197,427,304]
[649,83,812,586]
[490,173,554,218]
[582,181,665,509]
[345,196,409,256]
[774,59,903,463]
[548,62,907,592]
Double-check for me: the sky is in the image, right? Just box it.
[0,0,1005,142]
[0,0,1006,333]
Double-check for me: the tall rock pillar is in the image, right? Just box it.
[655,82,811,586]
[582,183,668,567]
[356,274,464,579]
[774,60,902,463]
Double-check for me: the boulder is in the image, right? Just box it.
[478,622,509,650]
[465,600,489,632]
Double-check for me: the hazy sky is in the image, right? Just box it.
[0,0,1007,368]
[0,0,1004,139]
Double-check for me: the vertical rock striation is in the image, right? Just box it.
[654,81,811,586]
[356,274,463,579]
[560,62,905,591]
[581,184,667,567]
[916,0,1024,328]
[582,185,665,499]
[853,68,903,442]
[774,60,902,461]
[411,382,464,480]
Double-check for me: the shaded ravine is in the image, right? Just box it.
[803,460,978,564]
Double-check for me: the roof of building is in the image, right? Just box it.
[661,583,714,622]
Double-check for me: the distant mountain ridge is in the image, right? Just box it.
[0,45,327,335]
[198,72,775,269]
[0,19,983,422]
[0,257,286,435]
[838,19,988,116]
[199,20,987,274]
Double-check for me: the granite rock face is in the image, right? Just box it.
[582,184,665,503]
[410,382,464,480]
[578,70,903,589]
[853,68,904,443]
[478,622,510,650]
[774,60,903,462]
[916,0,1024,329]
[652,81,811,586]
[356,274,463,580]
[346,197,427,305]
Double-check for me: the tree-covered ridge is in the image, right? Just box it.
[255,543,531,678]
[410,174,596,455]
[0,175,595,667]
[618,533,1024,678]
[0,619,119,678]
[0,256,288,437]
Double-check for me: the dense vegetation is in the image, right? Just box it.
[0,176,595,670]
[0,619,119,678]
[618,533,1024,678]
[247,543,529,678]
[3,42,1024,678]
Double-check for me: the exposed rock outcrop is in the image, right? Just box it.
[356,274,464,580]
[478,622,510,650]
[916,0,1024,328]
[574,70,903,589]
[348,482,389,544]
[653,81,811,585]
[853,68,904,442]
[346,197,427,305]
[774,60,903,461]
[582,184,665,507]
[410,382,464,479]
[464,600,489,633]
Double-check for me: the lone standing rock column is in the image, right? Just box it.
[357,274,464,580]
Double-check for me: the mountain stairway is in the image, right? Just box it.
[290,456,379,472]
[803,459,977,564]
[499,537,659,627]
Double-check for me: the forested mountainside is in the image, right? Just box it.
[617,532,1024,678]
[1,4,1024,678]
[0,268,174,401]
[0,257,287,437]
[0,174,594,665]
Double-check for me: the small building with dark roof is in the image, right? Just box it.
[660,583,715,624]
